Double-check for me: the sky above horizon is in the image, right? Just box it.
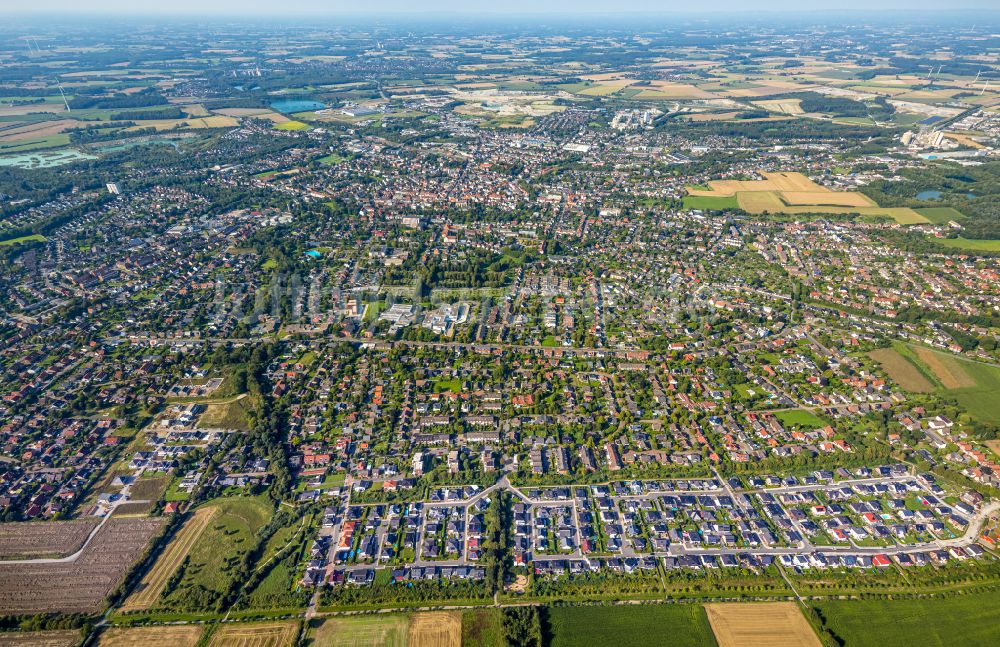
[3,0,998,16]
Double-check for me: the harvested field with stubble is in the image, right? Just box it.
[0,518,98,559]
[208,621,299,647]
[408,611,462,647]
[99,625,203,647]
[0,630,81,647]
[688,172,928,224]
[121,506,217,611]
[868,348,934,392]
[706,603,821,647]
[912,346,976,389]
[780,191,875,207]
[310,615,408,647]
[0,516,166,615]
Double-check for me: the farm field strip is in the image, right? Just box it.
[309,614,408,647]
[0,519,98,560]
[686,171,928,224]
[0,516,166,614]
[207,621,299,647]
[813,590,1000,647]
[868,348,935,393]
[705,602,822,647]
[122,506,218,611]
[0,630,81,646]
[408,611,462,647]
[912,346,976,389]
[98,625,204,647]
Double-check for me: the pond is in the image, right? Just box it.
[270,99,326,113]
[916,190,977,201]
[0,148,96,169]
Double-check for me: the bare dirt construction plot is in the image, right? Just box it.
[868,348,934,393]
[706,602,822,647]
[0,518,98,559]
[409,611,462,647]
[208,621,299,647]
[310,615,408,647]
[0,516,165,614]
[122,506,217,611]
[0,630,81,647]
[912,347,976,389]
[99,625,203,647]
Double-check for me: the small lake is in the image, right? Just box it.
[0,149,96,169]
[270,99,325,113]
[916,190,977,201]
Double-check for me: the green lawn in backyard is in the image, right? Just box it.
[775,409,827,429]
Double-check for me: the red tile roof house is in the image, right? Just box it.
[872,554,892,568]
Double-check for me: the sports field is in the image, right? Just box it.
[705,602,821,647]
[813,590,1000,647]
[547,604,718,647]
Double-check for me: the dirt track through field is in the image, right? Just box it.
[706,602,822,647]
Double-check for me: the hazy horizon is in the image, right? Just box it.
[3,1,1000,16]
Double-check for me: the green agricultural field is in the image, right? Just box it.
[160,496,273,611]
[275,120,309,131]
[309,614,408,647]
[814,590,1000,647]
[0,234,46,246]
[462,608,504,647]
[196,397,252,431]
[948,359,1000,423]
[934,236,1000,252]
[915,207,966,224]
[683,195,740,211]
[546,604,718,647]
[775,409,827,429]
